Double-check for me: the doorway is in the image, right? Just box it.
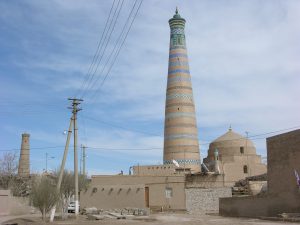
[145,187,149,208]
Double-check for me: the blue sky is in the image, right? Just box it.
[0,0,299,175]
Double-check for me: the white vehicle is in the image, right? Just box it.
[67,202,80,213]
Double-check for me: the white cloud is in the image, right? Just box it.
[1,0,299,173]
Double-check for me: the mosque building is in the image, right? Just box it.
[81,9,266,213]
[203,127,266,186]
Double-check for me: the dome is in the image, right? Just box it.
[169,7,186,24]
[207,128,256,159]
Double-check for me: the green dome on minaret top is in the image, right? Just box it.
[169,7,186,26]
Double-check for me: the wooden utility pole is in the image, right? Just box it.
[68,98,83,216]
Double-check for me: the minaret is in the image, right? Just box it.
[18,133,30,177]
[214,149,220,174]
[163,8,201,173]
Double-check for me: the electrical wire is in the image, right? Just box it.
[1,125,299,153]
[80,0,125,98]
[75,0,117,98]
[88,0,143,101]
[84,115,162,137]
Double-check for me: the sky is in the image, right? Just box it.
[0,0,299,175]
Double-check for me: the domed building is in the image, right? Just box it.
[203,127,266,186]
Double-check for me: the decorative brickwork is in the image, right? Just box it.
[164,159,201,165]
[163,9,201,173]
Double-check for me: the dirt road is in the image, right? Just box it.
[1,213,297,225]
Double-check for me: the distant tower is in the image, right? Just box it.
[163,8,201,173]
[214,149,220,174]
[18,133,30,177]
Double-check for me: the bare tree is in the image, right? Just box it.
[52,170,89,217]
[0,152,18,189]
[58,170,74,216]
[30,175,59,221]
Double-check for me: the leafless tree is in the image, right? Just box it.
[0,152,18,189]
[30,175,59,221]
[53,170,90,217]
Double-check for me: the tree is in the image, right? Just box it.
[30,175,59,221]
[0,152,18,189]
[53,170,90,217]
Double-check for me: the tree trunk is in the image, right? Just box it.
[43,207,46,221]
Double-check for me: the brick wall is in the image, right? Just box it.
[185,187,232,213]
[267,129,300,194]
[220,129,300,217]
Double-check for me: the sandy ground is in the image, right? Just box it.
[1,213,299,225]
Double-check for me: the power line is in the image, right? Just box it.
[246,125,300,138]
[203,125,300,145]
[0,146,65,152]
[84,115,162,137]
[80,0,125,98]
[0,146,161,152]
[88,0,144,101]
[79,112,88,146]
[83,114,300,143]
[75,0,117,98]
[1,125,299,153]
[87,146,162,151]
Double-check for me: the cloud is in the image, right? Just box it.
[1,0,299,173]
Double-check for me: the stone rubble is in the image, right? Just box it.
[82,207,149,220]
[232,173,267,196]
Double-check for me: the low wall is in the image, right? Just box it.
[81,184,145,210]
[186,187,232,213]
[220,192,300,217]
[0,190,10,215]
[185,174,226,188]
[85,175,186,210]
[0,190,31,216]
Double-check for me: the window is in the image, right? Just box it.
[243,165,248,174]
[165,188,173,198]
[240,146,244,154]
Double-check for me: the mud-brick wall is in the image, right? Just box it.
[0,190,31,216]
[185,187,232,213]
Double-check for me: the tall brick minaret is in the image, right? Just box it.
[18,133,30,177]
[163,8,201,173]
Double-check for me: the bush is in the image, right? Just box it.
[30,175,59,221]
